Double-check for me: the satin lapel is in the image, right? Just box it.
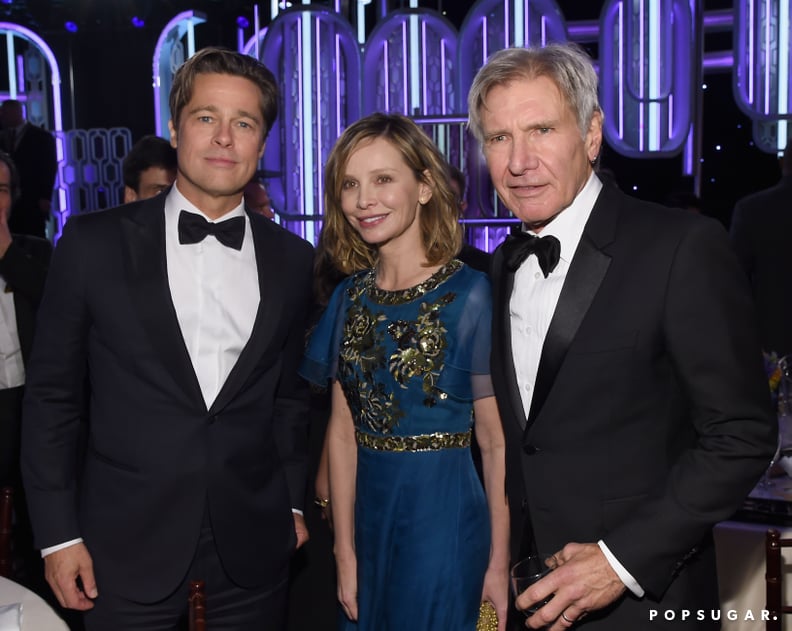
[491,247,529,431]
[209,213,282,414]
[120,199,204,405]
[524,186,620,436]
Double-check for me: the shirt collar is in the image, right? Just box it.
[524,172,602,264]
[165,183,246,225]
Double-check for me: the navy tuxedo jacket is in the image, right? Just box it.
[491,183,776,628]
[21,193,314,602]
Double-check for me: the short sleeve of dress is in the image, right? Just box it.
[298,275,353,387]
[437,269,494,401]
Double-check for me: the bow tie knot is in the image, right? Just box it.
[501,225,561,277]
[178,210,245,250]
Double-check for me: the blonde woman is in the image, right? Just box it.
[300,113,509,630]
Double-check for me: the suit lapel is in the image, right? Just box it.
[524,185,620,437]
[491,247,529,431]
[209,212,283,414]
[120,198,204,405]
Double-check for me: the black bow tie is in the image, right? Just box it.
[177,211,245,250]
[501,225,561,277]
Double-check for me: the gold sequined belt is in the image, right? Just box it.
[355,429,471,452]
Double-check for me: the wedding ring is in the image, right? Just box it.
[313,496,330,508]
[561,611,575,623]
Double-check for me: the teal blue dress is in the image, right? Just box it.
[300,260,494,630]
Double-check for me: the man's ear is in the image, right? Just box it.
[123,186,138,204]
[168,120,178,149]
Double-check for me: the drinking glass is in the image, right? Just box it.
[759,355,792,486]
[510,553,557,616]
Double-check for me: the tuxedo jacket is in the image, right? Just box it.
[730,175,792,356]
[0,234,51,484]
[5,124,58,237]
[492,184,776,628]
[0,234,52,363]
[21,194,314,602]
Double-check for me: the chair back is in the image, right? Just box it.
[766,528,792,630]
[188,580,206,631]
[0,487,12,578]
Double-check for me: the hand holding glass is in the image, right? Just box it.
[510,553,558,616]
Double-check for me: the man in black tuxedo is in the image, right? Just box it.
[21,48,314,630]
[0,100,57,238]
[0,151,51,582]
[468,44,776,629]
[730,143,792,356]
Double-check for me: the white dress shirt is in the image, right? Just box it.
[508,172,644,598]
[165,185,259,408]
[0,281,24,389]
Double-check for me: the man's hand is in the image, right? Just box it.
[43,543,98,611]
[293,512,309,549]
[517,543,626,629]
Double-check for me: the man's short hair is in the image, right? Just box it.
[122,135,177,192]
[168,47,279,138]
[467,43,601,144]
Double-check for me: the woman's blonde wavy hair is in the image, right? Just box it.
[320,112,462,275]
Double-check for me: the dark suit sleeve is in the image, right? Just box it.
[729,201,754,279]
[271,237,314,512]
[602,218,776,597]
[20,219,90,548]
[0,236,52,306]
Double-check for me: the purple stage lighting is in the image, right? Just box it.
[64,21,78,33]
[131,16,145,28]
[236,16,249,29]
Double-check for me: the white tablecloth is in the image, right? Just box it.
[0,576,68,631]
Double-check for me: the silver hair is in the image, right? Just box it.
[467,43,602,143]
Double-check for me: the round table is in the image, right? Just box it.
[0,576,68,630]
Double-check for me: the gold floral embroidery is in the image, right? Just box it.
[364,259,461,305]
[388,293,454,407]
[337,262,460,433]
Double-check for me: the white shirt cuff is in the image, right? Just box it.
[41,538,83,558]
[292,508,303,517]
[598,539,644,597]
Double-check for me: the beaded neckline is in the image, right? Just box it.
[364,259,461,305]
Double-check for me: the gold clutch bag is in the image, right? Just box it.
[477,601,498,631]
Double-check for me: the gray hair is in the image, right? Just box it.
[467,43,601,143]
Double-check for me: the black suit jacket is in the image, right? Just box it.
[0,234,51,485]
[730,175,792,356]
[0,235,51,362]
[5,123,58,237]
[491,184,776,628]
[21,194,314,602]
